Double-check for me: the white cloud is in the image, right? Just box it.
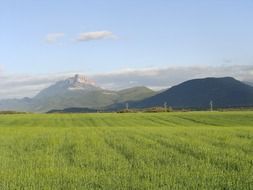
[76,31,117,42]
[0,73,74,99]
[0,64,4,74]
[45,33,65,44]
[0,65,253,100]
[92,65,253,90]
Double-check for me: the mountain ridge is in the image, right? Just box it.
[0,74,156,112]
[125,77,253,109]
[1,76,253,113]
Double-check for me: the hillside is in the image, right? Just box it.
[0,75,156,112]
[122,77,253,109]
[2,76,253,112]
[117,86,156,102]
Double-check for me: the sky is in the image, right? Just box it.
[0,0,253,99]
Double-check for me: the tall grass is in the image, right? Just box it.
[0,112,252,189]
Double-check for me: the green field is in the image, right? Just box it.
[0,112,252,189]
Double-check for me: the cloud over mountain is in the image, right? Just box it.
[0,65,253,99]
[93,65,253,90]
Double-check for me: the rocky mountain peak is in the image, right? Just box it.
[67,74,96,86]
[73,74,92,84]
[65,74,98,91]
[74,74,94,84]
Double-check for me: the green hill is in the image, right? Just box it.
[127,77,253,109]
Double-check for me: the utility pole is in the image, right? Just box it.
[164,102,167,112]
[210,100,213,112]
[125,103,129,111]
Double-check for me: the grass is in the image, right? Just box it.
[0,111,252,189]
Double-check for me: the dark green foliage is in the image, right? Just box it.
[129,77,253,109]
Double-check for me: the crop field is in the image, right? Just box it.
[0,112,252,189]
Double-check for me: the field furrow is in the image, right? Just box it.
[0,112,252,189]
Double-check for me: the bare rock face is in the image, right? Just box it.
[67,74,98,90]
[66,74,95,85]
[73,74,95,85]
[34,74,101,100]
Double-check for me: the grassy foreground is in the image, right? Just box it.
[0,112,252,189]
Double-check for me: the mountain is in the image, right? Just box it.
[35,74,101,99]
[0,74,156,112]
[0,97,32,112]
[117,77,253,109]
[3,75,252,112]
[31,74,116,111]
[117,86,156,102]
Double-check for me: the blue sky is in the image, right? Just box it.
[1,0,253,75]
[1,1,253,99]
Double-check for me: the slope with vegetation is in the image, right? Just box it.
[0,75,156,112]
[125,77,253,109]
[1,76,253,113]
